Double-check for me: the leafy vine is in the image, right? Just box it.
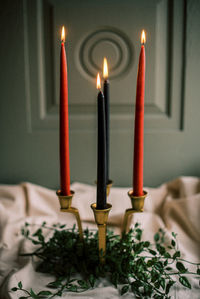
[11,222,200,298]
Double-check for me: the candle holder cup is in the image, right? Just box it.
[56,190,83,239]
[122,190,147,235]
[106,179,113,197]
[95,180,113,197]
[91,203,112,264]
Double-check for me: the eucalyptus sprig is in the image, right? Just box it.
[11,222,200,298]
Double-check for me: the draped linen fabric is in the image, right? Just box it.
[0,177,199,298]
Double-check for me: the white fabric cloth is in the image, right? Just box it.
[0,177,199,298]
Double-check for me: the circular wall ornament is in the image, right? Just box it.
[76,28,133,80]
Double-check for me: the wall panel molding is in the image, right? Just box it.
[23,0,186,132]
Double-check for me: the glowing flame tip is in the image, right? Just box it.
[141,30,146,44]
[61,26,65,42]
[103,57,108,78]
[96,73,101,89]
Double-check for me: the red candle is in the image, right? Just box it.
[133,30,146,196]
[59,26,70,196]
[103,58,110,184]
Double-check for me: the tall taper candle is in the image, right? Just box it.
[96,73,107,209]
[133,30,146,196]
[60,26,70,196]
[103,58,110,184]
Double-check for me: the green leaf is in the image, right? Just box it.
[67,285,78,292]
[166,267,173,271]
[166,280,175,294]
[37,290,52,296]
[154,233,160,242]
[32,240,40,245]
[47,281,61,289]
[56,290,62,296]
[121,285,129,295]
[143,241,150,247]
[135,228,142,241]
[151,270,159,283]
[33,228,42,237]
[164,259,168,266]
[19,297,28,299]
[59,224,66,229]
[156,244,166,255]
[179,276,191,289]
[77,280,89,289]
[160,278,165,290]
[172,232,177,238]
[154,281,160,289]
[171,239,176,247]
[173,251,180,259]
[176,262,187,273]
[30,288,39,298]
[149,249,157,256]
[11,287,18,292]
[154,261,163,271]
[164,252,171,258]
[131,280,143,292]
[89,274,95,287]
[18,281,23,289]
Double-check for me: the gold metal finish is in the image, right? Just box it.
[122,190,147,235]
[106,179,113,197]
[95,180,113,197]
[91,203,112,263]
[56,190,83,239]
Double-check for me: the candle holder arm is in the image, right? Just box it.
[122,190,147,235]
[56,190,83,240]
[60,207,83,239]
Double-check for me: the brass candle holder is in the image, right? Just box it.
[122,190,147,235]
[91,203,112,264]
[95,180,113,197]
[56,190,83,239]
[106,179,113,197]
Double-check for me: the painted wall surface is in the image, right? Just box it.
[0,0,199,189]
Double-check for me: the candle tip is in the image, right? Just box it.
[103,57,108,79]
[141,30,146,44]
[61,26,65,42]
[96,73,101,90]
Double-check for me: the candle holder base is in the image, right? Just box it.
[122,190,147,235]
[91,203,112,264]
[56,190,83,239]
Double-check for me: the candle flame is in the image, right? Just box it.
[61,26,65,42]
[96,73,101,89]
[141,30,146,44]
[103,57,108,79]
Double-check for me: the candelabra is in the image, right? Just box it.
[122,190,147,234]
[56,190,83,239]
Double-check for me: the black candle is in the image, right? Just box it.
[96,73,107,209]
[103,58,110,184]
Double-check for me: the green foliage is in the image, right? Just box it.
[10,222,200,298]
